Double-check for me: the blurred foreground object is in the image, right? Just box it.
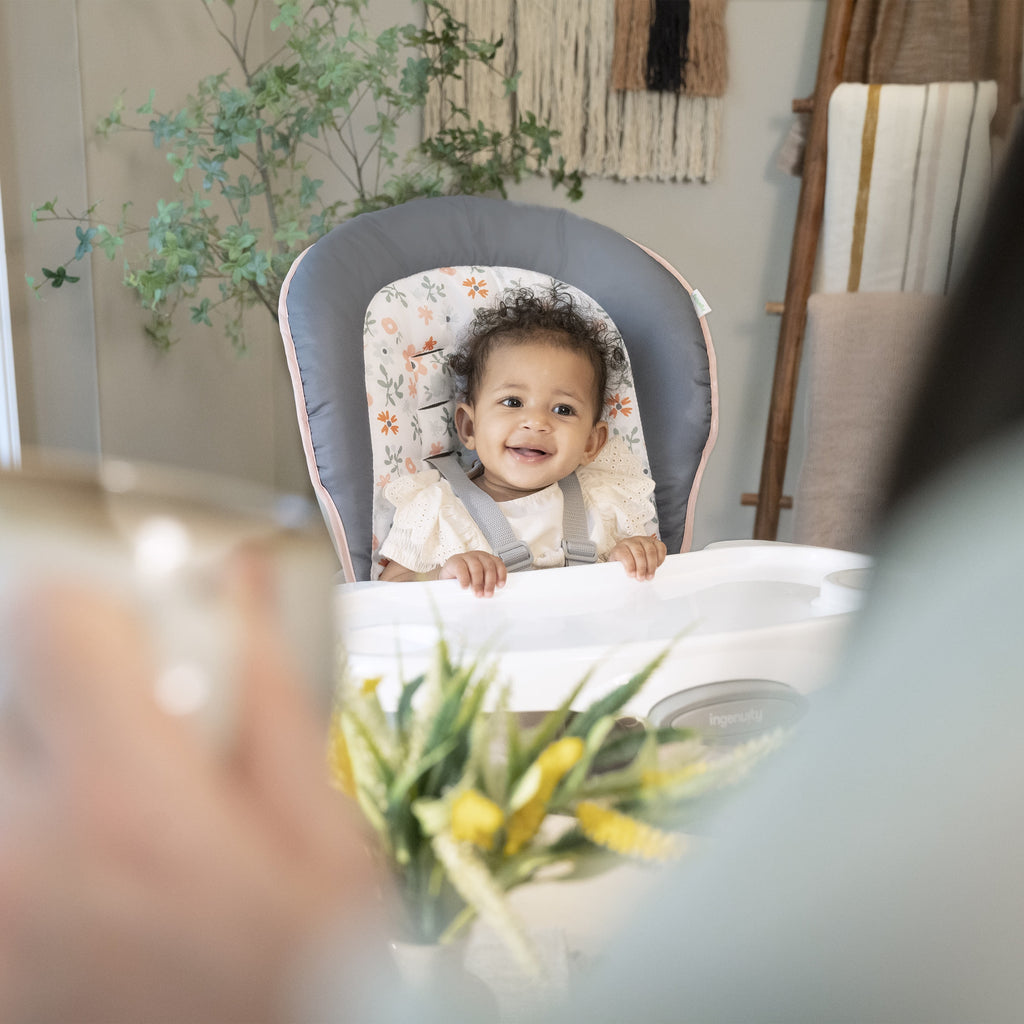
[0,517,392,1023]
[0,453,338,740]
[564,423,1024,1022]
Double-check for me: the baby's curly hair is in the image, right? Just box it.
[448,284,627,422]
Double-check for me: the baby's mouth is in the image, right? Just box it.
[508,446,550,459]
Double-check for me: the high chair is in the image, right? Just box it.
[279,195,872,732]
[278,195,719,582]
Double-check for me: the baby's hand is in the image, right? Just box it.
[439,550,508,597]
[608,535,667,581]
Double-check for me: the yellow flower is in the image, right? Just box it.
[504,736,585,855]
[361,675,383,696]
[576,801,687,863]
[451,790,505,850]
[327,716,355,797]
[537,736,586,777]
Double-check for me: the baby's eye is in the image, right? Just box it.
[500,396,522,408]
[553,403,576,417]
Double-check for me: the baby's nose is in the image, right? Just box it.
[523,409,553,430]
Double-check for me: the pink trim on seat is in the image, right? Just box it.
[629,240,720,554]
[278,247,358,582]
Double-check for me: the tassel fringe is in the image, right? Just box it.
[425,0,724,183]
[685,0,728,98]
[611,0,653,90]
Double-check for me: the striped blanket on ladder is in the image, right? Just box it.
[817,82,997,295]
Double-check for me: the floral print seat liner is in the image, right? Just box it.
[363,266,653,578]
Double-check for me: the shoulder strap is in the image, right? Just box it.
[430,454,598,570]
[557,472,598,566]
[429,454,534,571]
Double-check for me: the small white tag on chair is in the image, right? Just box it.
[690,289,712,318]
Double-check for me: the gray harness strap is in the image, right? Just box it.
[555,471,599,566]
[429,454,597,571]
[430,454,533,571]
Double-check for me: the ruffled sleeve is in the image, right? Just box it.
[377,470,491,573]
[577,438,659,558]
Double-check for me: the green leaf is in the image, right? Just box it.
[144,319,173,350]
[400,56,431,102]
[395,672,427,737]
[74,226,98,261]
[167,151,194,184]
[189,297,213,326]
[270,2,300,31]
[42,266,80,288]
[96,226,123,260]
[298,174,323,207]
[273,220,309,249]
[31,198,57,223]
[512,669,594,779]
[566,647,674,741]
[136,88,156,115]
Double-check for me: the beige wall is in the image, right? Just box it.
[0,0,828,546]
[1,0,101,457]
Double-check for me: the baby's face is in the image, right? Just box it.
[456,336,609,502]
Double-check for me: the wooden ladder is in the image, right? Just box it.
[746,0,1023,539]
[743,0,857,539]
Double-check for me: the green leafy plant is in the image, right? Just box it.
[331,637,784,970]
[30,0,583,349]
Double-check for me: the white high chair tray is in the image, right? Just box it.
[337,542,872,715]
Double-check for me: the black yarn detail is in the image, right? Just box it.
[646,0,690,92]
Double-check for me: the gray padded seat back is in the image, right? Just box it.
[280,195,715,581]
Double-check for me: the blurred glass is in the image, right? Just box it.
[0,451,339,746]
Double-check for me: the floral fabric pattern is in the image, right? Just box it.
[364,266,651,578]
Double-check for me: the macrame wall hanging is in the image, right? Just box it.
[425,0,729,183]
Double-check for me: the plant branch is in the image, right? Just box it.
[32,0,584,347]
[200,0,241,64]
[240,0,260,68]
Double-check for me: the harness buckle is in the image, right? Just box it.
[495,540,535,572]
[562,537,598,566]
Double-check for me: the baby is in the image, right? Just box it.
[377,285,666,595]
